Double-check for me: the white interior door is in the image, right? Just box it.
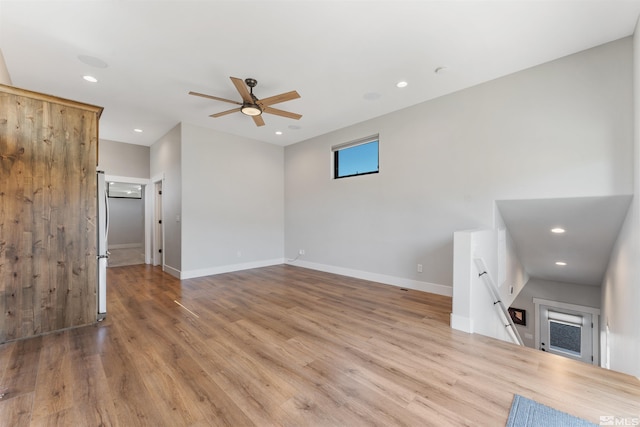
[539,305,593,364]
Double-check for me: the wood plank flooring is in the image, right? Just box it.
[0,264,638,426]
[107,247,145,268]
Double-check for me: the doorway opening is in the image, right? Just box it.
[104,175,152,267]
[534,298,600,366]
[106,182,145,267]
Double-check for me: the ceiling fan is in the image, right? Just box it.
[189,77,302,127]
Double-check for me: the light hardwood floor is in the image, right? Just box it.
[0,265,638,426]
[107,247,146,267]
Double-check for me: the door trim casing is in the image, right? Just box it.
[150,173,165,270]
[533,298,600,365]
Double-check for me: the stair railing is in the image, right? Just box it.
[474,258,524,346]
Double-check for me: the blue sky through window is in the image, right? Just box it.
[336,140,378,178]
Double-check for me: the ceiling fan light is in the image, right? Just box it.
[241,103,262,116]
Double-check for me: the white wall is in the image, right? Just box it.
[150,124,182,275]
[285,38,633,294]
[98,139,150,178]
[512,278,601,349]
[180,124,284,278]
[98,139,151,263]
[495,208,528,308]
[0,49,11,85]
[107,196,145,248]
[600,22,640,378]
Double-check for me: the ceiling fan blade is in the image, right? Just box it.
[230,77,253,103]
[210,107,241,118]
[258,90,301,107]
[253,115,265,127]
[189,91,242,105]
[263,106,302,120]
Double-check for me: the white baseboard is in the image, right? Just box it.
[450,313,474,333]
[287,259,453,297]
[109,243,143,250]
[163,264,181,279]
[180,258,286,280]
[164,259,454,301]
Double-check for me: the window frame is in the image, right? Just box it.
[107,181,143,199]
[332,134,379,179]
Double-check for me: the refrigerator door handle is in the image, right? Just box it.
[104,190,110,238]
[97,170,108,317]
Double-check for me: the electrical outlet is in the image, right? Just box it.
[299,249,305,255]
[417,264,423,273]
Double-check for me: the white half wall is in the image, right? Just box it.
[452,229,515,343]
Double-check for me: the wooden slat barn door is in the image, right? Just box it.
[0,84,101,342]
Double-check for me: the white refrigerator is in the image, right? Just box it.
[97,171,108,319]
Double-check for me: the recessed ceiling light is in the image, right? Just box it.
[275,131,283,135]
[555,261,567,266]
[133,128,143,133]
[396,81,408,88]
[83,75,98,83]
[551,227,566,234]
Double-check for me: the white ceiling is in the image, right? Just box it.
[2,1,640,147]
[497,196,632,286]
[2,1,638,287]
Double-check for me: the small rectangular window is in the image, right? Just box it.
[333,135,379,179]
[107,182,142,199]
[549,320,582,356]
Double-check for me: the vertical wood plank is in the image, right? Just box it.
[20,96,37,340]
[39,101,57,335]
[1,92,27,342]
[70,353,119,427]
[30,332,74,422]
[30,100,45,338]
[20,231,34,338]
[0,392,33,426]
[1,335,42,399]
[0,94,6,343]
